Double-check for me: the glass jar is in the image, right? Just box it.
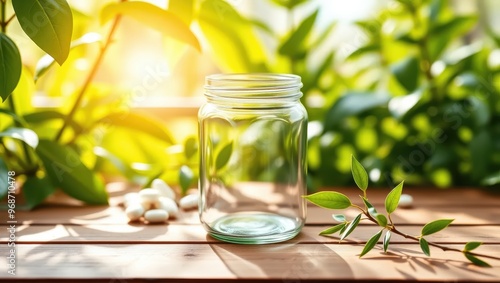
[198,73,308,244]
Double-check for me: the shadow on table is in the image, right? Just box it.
[208,235,354,281]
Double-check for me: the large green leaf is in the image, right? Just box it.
[95,112,173,144]
[101,1,200,51]
[325,92,390,130]
[215,142,233,170]
[0,127,39,148]
[0,34,22,102]
[304,191,352,209]
[36,139,108,205]
[12,0,73,65]
[278,9,318,58]
[197,0,267,72]
[34,32,102,82]
[391,56,420,93]
[22,175,56,210]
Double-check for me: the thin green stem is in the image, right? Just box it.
[54,0,126,142]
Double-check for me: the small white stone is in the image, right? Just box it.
[144,209,169,223]
[179,194,199,210]
[158,197,179,218]
[139,188,160,203]
[399,194,414,208]
[125,204,145,221]
[123,192,139,207]
[152,179,176,200]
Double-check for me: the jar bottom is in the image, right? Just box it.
[208,212,302,244]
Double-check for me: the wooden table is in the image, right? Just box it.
[1,183,500,282]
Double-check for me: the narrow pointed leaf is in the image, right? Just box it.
[0,34,22,101]
[22,175,56,210]
[332,214,346,222]
[279,9,318,58]
[464,242,482,252]
[383,231,391,252]
[352,156,368,191]
[319,223,346,235]
[340,214,362,240]
[12,0,73,65]
[419,237,430,256]
[360,230,382,257]
[464,253,492,267]
[36,139,108,205]
[421,219,454,236]
[362,197,377,215]
[101,1,200,51]
[216,142,233,170]
[305,191,352,210]
[385,181,404,214]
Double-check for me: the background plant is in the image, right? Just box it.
[305,155,500,267]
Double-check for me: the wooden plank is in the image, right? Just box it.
[2,224,499,244]
[1,243,499,281]
[5,204,499,226]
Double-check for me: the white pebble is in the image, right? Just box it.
[144,209,169,223]
[179,194,199,210]
[123,192,139,207]
[158,197,179,218]
[139,188,160,203]
[152,179,176,200]
[125,204,145,221]
[399,194,414,208]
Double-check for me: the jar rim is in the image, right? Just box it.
[204,73,302,99]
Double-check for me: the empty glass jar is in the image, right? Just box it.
[198,73,308,244]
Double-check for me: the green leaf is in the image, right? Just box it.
[347,44,380,59]
[419,237,430,256]
[360,230,382,257]
[22,175,56,210]
[325,92,390,131]
[197,0,267,72]
[0,158,8,198]
[351,155,368,191]
[101,1,200,51]
[391,56,420,93]
[34,32,102,82]
[383,231,391,252]
[332,214,346,222]
[304,191,352,210]
[361,197,377,214]
[278,9,318,58]
[36,139,108,205]
[464,242,482,252]
[385,181,404,214]
[95,112,173,144]
[340,214,362,240]
[421,219,454,236]
[0,127,39,148]
[376,214,388,228]
[464,253,492,267]
[215,141,233,170]
[319,223,346,235]
[184,137,198,160]
[428,16,477,60]
[179,165,194,194]
[0,33,22,102]
[12,0,73,65]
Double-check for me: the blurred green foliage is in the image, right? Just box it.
[1,0,499,209]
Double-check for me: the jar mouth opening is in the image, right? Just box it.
[204,73,302,99]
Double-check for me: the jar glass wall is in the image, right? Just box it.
[198,73,308,244]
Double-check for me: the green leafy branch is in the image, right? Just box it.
[305,155,500,267]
